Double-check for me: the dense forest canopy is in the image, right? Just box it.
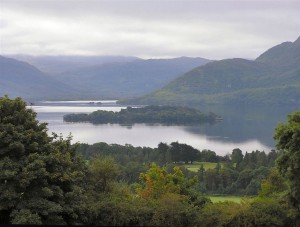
[63,105,219,125]
[77,142,279,196]
[0,96,299,226]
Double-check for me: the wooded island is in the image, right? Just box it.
[63,105,220,124]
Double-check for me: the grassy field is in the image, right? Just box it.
[209,195,243,203]
[183,162,222,172]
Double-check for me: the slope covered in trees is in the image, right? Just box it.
[121,37,300,105]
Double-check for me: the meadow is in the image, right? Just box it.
[183,162,223,172]
[209,195,244,203]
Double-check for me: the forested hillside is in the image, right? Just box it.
[121,37,300,105]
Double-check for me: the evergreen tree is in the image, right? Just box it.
[0,96,86,224]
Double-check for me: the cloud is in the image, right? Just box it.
[1,0,300,59]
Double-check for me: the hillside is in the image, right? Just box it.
[0,56,77,100]
[256,36,300,70]
[121,37,300,105]
[53,57,211,98]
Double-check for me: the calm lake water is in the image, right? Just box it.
[31,101,299,156]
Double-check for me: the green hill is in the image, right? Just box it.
[121,37,300,106]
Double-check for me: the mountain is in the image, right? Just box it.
[0,55,211,100]
[255,36,300,83]
[6,55,140,74]
[0,56,77,100]
[53,57,212,98]
[121,37,300,106]
[256,36,300,70]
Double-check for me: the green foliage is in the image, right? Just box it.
[230,198,294,227]
[2,95,297,225]
[259,168,288,197]
[275,111,300,221]
[200,197,295,227]
[10,209,42,224]
[88,155,119,193]
[136,164,188,199]
[151,193,201,227]
[231,148,243,169]
[200,201,244,226]
[64,105,219,125]
[78,141,278,196]
[0,96,87,224]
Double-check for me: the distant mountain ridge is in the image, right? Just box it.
[6,55,140,74]
[54,57,212,98]
[0,56,77,100]
[121,36,300,106]
[0,55,211,100]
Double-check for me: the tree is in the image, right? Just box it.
[259,169,288,197]
[230,198,294,227]
[151,193,200,227]
[0,96,86,224]
[158,142,170,164]
[274,111,300,225]
[198,163,205,182]
[136,164,181,199]
[231,148,243,169]
[88,155,119,193]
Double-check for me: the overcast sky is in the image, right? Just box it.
[1,0,300,59]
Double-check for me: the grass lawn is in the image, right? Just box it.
[183,162,222,172]
[209,195,243,203]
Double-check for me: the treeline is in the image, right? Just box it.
[1,96,299,226]
[63,105,219,124]
[77,142,224,165]
[77,142,278,196]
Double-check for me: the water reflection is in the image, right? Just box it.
[189,104,300,147]
[28,102,294,156]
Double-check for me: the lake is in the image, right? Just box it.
[31,101,299,156]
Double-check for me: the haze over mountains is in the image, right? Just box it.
[7,55,140,74]
[54,57,211,98]
[0,56,76,100]
[123,36,300,106]
[0,55,211,100]
[1,36,299,104]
